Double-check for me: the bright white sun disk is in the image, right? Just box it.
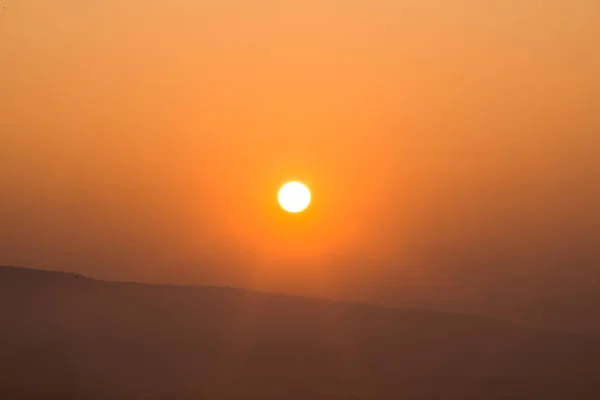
[278,182,311,213]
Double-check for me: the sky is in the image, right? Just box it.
[1,0,599,328]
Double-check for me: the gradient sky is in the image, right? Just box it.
[1,0,599,327]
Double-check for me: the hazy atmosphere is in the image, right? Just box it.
[2,0,600,333]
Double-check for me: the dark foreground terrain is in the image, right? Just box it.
[1,266,599,399]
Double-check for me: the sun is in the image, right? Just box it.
[278,182,311,213]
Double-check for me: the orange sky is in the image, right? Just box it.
[1,0,599,317]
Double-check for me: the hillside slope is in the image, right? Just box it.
[1,266,599,399]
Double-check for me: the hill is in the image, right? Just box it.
[1,266,599,399]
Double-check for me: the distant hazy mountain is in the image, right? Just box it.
[1,266,599,400]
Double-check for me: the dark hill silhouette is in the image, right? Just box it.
[1,266,599,399]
